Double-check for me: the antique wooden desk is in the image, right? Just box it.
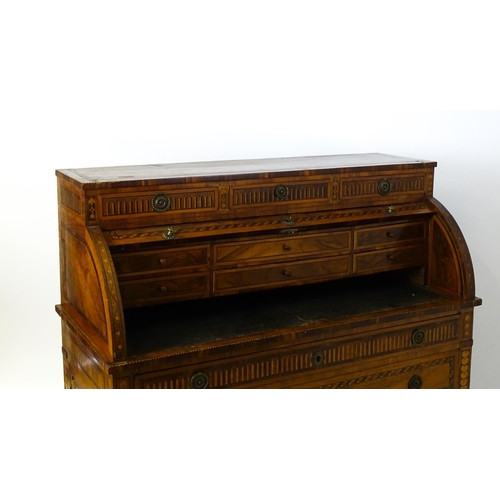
[55,153,481,388]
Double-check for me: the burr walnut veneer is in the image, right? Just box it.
[55,153,481,388]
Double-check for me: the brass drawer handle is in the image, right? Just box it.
[411,328,425,346]
[408,375,423,389]
[378,179,392,196]
[159,258,167,267]
[283,244,292,252]
[386,253,396,261]
[190,372,209,389]
[152,193,171,212]
[282,269,292,278]
[275,184,289,200]
[312,351,324,366]
[386,231,397,239]
[159,286,168,293]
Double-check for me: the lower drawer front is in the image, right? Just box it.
[214,255,350,294]
[315,354,456,389]
[120,273,209,306]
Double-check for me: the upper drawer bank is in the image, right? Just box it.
[56,154,436,230]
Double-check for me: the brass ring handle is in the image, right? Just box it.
[190,372,209,389]
[378,179,392,196]
[152,193,171,212]
[275,184,289,200]
[312,351,325,366]
[408,375,423,389]
[411,328,425,346]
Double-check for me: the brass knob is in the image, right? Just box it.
[408,375,423,389]
[378,179,392,196]
[386,231,397,239]
[312,351,325,366]
[282,269,292,278]
[190,372,209,389]
[283,244,292,252]
[152,193,171,212]
[411,328,425,346]
[386,253,396,261]
[275,184,289,200]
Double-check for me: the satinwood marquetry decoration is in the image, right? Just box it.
[55,153,481,388]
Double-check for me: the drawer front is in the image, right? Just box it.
[354,244,425,274]
[214,231,351,266]
[96,187,219,227]
[355,221,426,251]
[120,273,209,306]
[340,171,428,204]
[113,245,209,276]
[230,177,331,209]
[214,256,350,294]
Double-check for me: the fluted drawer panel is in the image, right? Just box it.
[341,174,426,199]
[99,189,218,218]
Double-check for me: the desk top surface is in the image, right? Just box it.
[56,153,436,189]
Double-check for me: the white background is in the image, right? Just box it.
[1,1,499,497]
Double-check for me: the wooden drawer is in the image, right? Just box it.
[355,221,426,251]
[95,184,219,228]
[113,245,209,276]
[213,255,350,294]
[230,176,332,210]
[354,244,425,275]
[120,273,210,307]
[214,230,351,267]
[340,171,428,205]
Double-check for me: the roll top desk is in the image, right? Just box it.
[55,153,481,388]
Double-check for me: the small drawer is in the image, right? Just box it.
[120,273,209,306]
[113,245,209,276]
[354,221,426,251]
[214,231,351,266]
[214,256,351,294]
[353,244,425,275]
[340,172,428,204]
[230,178,331,209]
